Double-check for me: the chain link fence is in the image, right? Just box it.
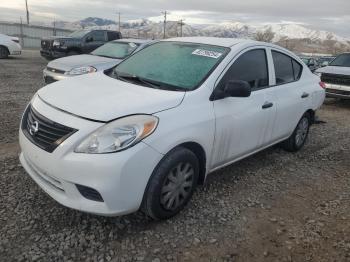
[0,21,73,49]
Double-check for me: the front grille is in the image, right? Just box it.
[41,40,52,50]
[46,67,66,74]
[326,88,350,96]
[21,105,77,153]
[321,73,350,87]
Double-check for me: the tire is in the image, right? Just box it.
[281,113,311,152]
[0,46,9,59]
[142,147,199,220]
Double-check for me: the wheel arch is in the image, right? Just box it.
[67,47,81,54]
[173,142,207,185]
[305,109,315,124]
[0,45,10,54]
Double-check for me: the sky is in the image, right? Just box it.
[0,0,349,37]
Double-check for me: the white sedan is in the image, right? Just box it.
[19,37,325,220]
[0,33,22,58]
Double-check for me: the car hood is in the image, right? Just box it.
[42,36,77,41]
[316,66,350,75]
[37,72,185,122]
[48,54,120,72]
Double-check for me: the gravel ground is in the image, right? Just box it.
[0,51,350,262]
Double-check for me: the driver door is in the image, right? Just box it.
[211,48,276,168]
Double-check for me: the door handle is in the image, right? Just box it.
[262,102,273,109]
[301,92,309,98]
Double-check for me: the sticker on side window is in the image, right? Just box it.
[192,49,223,59]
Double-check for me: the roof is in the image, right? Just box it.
[113,38,152,44]
[163,37,259,47]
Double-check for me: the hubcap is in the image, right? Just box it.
[295,117,309,147]
[160,162,194,211]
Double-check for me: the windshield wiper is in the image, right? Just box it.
[114,71,184,91]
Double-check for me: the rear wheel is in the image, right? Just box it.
[142,147,199,220]
[0,46,9,59]
[281,113,311,152]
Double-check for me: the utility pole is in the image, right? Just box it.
[161,11,168,39]
[20,17,24,47]
[178,19,185,37]
[116,12,121,32]
[25,0,30,25]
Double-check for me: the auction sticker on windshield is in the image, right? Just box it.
[192,49,223,59]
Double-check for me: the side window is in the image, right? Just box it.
[292,60,302,80]
[272,51,302,84]
[219,49,269,90]
[90,31,105,42]
[107,32,120,41]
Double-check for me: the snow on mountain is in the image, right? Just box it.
[52,17,349,44]
[260,23,347,43]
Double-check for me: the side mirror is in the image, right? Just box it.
[210,80,251,101]
[322,61,329,67]
[86,36,93,43]
[224,80,251,98]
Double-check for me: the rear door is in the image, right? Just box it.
[211,47,276,168]
[268,49,310,141]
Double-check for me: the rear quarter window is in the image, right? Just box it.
[272,51,303,85]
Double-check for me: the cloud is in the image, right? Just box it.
[0,0,349,37]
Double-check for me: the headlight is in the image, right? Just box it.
[75,115,158,154]
[67,66,97,75]
[53,40,62,47]
[314,72,322,77]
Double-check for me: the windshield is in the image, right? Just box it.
[91,42,140,59]
[113,41,229,91]
[330,54,350,67]
[69,30,90,38]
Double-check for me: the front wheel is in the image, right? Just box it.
[281,113,311,152]
[142,147,199,220]
[0,46,9,59]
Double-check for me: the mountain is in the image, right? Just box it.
[52,17,349,45]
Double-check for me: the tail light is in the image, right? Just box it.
[319,81,326,89]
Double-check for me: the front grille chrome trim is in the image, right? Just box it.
[21,105,77,153]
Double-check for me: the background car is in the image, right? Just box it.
[43,39,154,84]
[40,29,122,60]
[316,53,350,99]
[20,37,325,220]
[0,33,21,59]
[317,56,335,67]
[300,56,319,72]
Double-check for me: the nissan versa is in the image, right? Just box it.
[19,37,325,220]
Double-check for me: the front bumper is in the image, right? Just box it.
[40,49,66,59]
[43,68,70,84]
[325,83,350,99]
[11,50,21,55]
[19,97,163,216]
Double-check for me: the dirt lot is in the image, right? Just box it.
[0,51,350,262]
